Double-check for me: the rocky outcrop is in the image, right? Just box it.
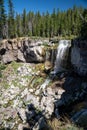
[0,38,46,64]
[0,63,87,129]
[71,39,87,76]
[1,38,87,77]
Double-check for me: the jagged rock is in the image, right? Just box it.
[24,45,45,63]
[6,42,13,50]
[17,108,27,123]
[2,51,16,63]
[18,123,30,130]
[46,85,65,99]
[17,41,22,48]
[12,41,18,50]
[17,50,25,62]
[23,92,40,109]
[41,95,54,118]
[44,61,53,72]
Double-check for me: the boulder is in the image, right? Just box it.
[17,108,27,123]
[18,123,30,130]
[41,95,54,118]
[17,50,25,62]
[2,51,16,63]
[44,60,53,72]
[24,45,45,63]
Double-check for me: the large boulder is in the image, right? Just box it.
[17,50,25,62]
[2,51,16,64]
[23,45,46,63]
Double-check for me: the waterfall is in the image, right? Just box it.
[45,48,56,64]
[52,40,71,74]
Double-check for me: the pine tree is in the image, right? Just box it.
[52,8,57,36]
[0,3,85,39]
[0,0,7,39]
[35,11,41,36]
[16,13,22,37]
[27,11,34,36]
[22,9,28,36]
[44,11,50,37]
[56,9,61,36]
[8,0,15,38]
[80,9,87,39]
[40,13,45,37]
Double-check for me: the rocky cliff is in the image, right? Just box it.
[71,39,87,76]
[0,38,48,64]
[1,38,87,77]
[0,38,87,130]
[0,62,87,130]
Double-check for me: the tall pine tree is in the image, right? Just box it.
[8,0,16,38]
[80,9,87,39]
[22,9,28,36]
[0,0,7,39]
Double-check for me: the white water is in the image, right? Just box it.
[53,40,71,74]
[40,40,71,88]
[40,78,51,90]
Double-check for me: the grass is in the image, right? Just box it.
[28,76,45,88]
[34,63,45,72]
[47,117,84,130]
[0,64,6,78]
[11,61,22,72]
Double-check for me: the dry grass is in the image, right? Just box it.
[47,117,83,130]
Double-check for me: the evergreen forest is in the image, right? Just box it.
[0,0,87,39]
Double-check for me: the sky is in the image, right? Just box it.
[5,0,87,14]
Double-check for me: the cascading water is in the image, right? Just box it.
[51,40,71,75]
[40,78,51,90]
[45,48,56,65]
[41,40,71,88]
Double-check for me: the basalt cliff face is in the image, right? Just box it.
[0,38,47,64]
[0,38,87,76]
[71,39,87,76]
